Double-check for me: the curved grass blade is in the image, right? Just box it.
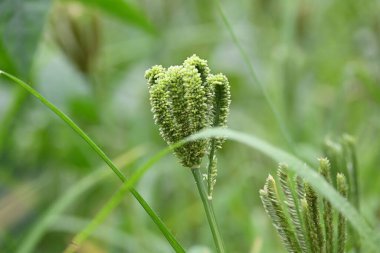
[62,144,184,253]
[16,147,145,253]
[68,127,380,252]
[51,216,172,252]
[2,70,378,251]
[0,70,185,253]
[188,128,380,251]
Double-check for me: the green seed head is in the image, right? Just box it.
[145,55,231,168]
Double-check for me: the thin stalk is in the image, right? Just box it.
[207,82,222,198]
[16,147,145,253]
[207,141,216,197]
[0,70,185,253]
[213,0,295,153]
[191,168,225,253]
[62,144,187,253]
[343,136,360,253]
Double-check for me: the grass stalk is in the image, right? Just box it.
[207,141,217,198]
[342,135,361,253]
[62,141,195,252]
[16,147,145,253]
[304,183,324,252]
[191,168,225,253]
[319,159,334,253]
[337,173,348,253]
[0,70,185,253]
[213,0,294,152]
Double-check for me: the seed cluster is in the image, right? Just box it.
[145,55,231,168]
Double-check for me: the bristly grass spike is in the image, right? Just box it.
[145,55,231,253]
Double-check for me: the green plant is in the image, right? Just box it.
[324,135,361,252]
[260,159,349,253]
[0,70,186,253]
[145,55,231,253]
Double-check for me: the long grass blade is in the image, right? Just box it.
[62,143,190,252]
[213,0,294,151]
[16,147,145,253]
[186,128,380,251]
[0,70,186,253]
[2,70,378,251]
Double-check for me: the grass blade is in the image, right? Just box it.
[0,70,185,253]
[213,0,294,151]
[16,147,145,253]
[2,70,378,251]
[188,128,380,251]
[62,143,188,252]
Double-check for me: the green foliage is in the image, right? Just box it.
[1,0,380,252]
[71,0,156,34]
[0,0,52,77]
[0,71,186,253]
[51,4,101,76]
[320,158,334,253]
[324,135,361,252]
[146,55,231,252]
[337,173,348,253]
[260,174,302,253]
[260,160,349,253]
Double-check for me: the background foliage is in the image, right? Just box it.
[1,0,380,252]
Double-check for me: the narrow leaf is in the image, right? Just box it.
[71,0,156,34]
[187,128,380,251]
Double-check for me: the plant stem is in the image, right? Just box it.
[0,70,185,253]
[213,0,295,153]
[207,140,216,197]
[191,168,225,253]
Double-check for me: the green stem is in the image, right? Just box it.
[207,139,216,197]
[191,168,225,253]
[213,0,295,153]
[0,70,185,253]
[207,82,222,197]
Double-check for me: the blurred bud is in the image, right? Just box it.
[50,3,100,76]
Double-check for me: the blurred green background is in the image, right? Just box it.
[1,0,380,252]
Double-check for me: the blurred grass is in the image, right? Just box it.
[1,0,380,252]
